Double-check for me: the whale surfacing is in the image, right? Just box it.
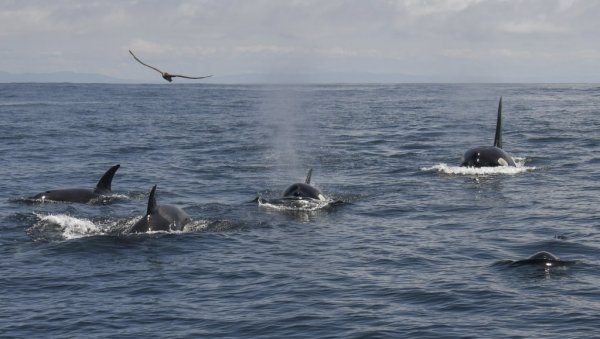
[461,98,516,167]
[128,185,191,233]
[282,168,325,201]
[511,251,573,268]
[31,164,120,203]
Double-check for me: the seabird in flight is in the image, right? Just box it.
[129,49,212,82]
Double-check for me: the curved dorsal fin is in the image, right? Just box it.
[305,168,313,184]
[494,97,503,148]
[146,185,158,215]
[94,164,120,194]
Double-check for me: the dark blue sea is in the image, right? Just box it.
[1,83,599,338]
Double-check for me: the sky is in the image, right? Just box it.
[1,0,599,83]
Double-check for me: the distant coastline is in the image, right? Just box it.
[1,71,598,84]
[0,71,132,84]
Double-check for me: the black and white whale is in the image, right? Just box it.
[128,185,191,233]
[282,168,326,201]
[461,97,516,167]
[510,251,574,268]
[31,164,120,203]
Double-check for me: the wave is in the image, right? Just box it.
[125,220,212,235]
[0,101,105,107]
[27,213,110,241]
[421,157,535,176]
[256,195,343,212]
[26,213,227,241]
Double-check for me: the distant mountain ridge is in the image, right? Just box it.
[0,70,433,84]
[0,71,131,83]
[2,70,577,84]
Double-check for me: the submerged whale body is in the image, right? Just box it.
[461,98,516,167]
[511,251,573,268]
[128,185,191,233]
[31,164,120,203]
[282,168,325,201]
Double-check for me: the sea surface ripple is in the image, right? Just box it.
[1,83,599,338]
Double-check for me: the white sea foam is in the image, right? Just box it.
[128,219,209,234]
[183,219,210,232]
[257,197,333,211]
[421,157,535,176]
[33,213,104,240]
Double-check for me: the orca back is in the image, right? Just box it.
[32,188,98,203]
[129,185,190,233]
[511,251,573,267]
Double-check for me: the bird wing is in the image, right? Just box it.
[171,74,213,80]
[129,50,164,74]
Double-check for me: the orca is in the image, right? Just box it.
[128,185,191,233]
[31,164,120,203]
[510,251,574,268]
[282,168,326,201]
[461,97,516,167]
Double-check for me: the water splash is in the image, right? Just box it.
[29,213,105,241]
[124,219,236,235]
[257,196,338,212]
[421,157,535,176]
[26,213,232,241]
[182,219,210,232]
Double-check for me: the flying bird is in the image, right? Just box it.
[129,50,212,82]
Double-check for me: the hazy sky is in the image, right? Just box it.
[1,0,599,82]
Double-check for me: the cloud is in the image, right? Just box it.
[129,39,173,55]
[1,0,600,81]
[233,45,302,55]
[499,21,567,34]
[0,6,54,35]
[401,0,482,16]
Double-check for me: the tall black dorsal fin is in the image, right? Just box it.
[494,97,503,148]
[94,164,120,194]
[305,168,313,184]
[146,185,158,215]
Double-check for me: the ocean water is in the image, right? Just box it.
[1,83,599,338]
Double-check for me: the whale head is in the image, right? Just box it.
[461,146,515,167]
[282,168,325,201]
[283,182,325,201]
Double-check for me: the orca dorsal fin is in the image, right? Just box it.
[305,168,313,184]
[494,97,503,148]
[146,185,158,215]
[94,164,120,194]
